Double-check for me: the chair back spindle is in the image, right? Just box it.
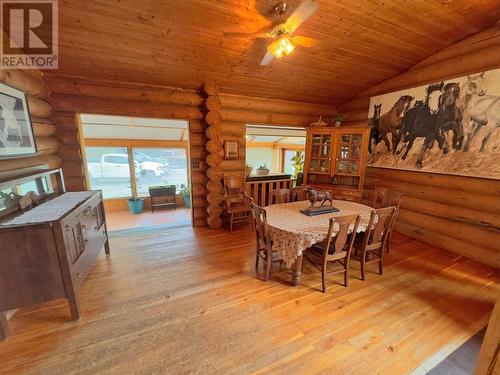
[323,214,360,258]
[363,206,396,253]
[251,202,271,250]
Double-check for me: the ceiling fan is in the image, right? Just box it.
[225,0,320,66]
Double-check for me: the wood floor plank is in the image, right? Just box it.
[0,227,498,375]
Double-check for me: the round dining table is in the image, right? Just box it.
[265,200,374,285]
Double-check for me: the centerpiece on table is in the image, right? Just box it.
[300,187,339,216]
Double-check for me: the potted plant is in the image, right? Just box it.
[246,164,253,177]
[333,114,347,127]
[256,164,270,176]
[179,184,191,208]
[127,197,144,214]
[291,151,304,180]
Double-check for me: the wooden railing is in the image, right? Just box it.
[245,178,295,207]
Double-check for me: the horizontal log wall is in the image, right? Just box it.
[339,27,500,268]
[46,76,337,227]
[0,70,60,176]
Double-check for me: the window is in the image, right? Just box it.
[134,148,188,197]
[103,155,129,164]
[246,147,275,173]
[85,147,132,199]
[85,146,188,199]
[282,149,304,178]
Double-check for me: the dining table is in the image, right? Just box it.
[265,200,375,285]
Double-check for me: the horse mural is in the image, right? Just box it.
[378,95,413,153]
[398,82,444,166]
[366,67,500,180]
[435,82,463,153]
[461,73,500,153]
[412,82,463,167]
[368,103,382,153]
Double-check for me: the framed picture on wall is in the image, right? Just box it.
[224,140,239,160]
[0,82,37,159]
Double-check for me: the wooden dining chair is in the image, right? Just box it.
[372,187,404,253]
[290,185,308,202]
[303,214,360,293]
[251,202,281,281]
[352,206,396,280]
[269,188,290,205]
[223,173,252,232]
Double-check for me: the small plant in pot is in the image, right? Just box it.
[333,114,346,127]
[178,184,191,208]
[127,196,144,214]
[256,163,270,176]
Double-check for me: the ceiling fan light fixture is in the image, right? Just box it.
[269,36,295,58]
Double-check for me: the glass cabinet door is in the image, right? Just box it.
[309,133,332,174]
[335,133,362,175]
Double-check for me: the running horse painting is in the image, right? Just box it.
[378,95,413,153]
[461,73,500,153]
[366,67,500,180]
[368,104,382,154]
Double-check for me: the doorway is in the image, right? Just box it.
[79,114,192,233]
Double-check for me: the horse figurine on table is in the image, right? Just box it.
[306,187,333,208]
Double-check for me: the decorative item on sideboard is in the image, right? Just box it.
[256,164,270,176]
[245,165,253,177]
[309,115,328,127]
[333,114,347,127]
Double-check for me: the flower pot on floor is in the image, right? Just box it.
[128,198,144,214]
[183,195,191,208]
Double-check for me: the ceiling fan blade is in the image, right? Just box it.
[260,52,275,66]
[223,28,273,39]
[285,0,319,33]
[292,36,318,48]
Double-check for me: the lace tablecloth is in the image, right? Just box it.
[265,200,374,267]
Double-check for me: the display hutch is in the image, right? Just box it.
[303,126,370,202]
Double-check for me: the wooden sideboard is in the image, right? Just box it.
[304,126,370,201]
[0,169,109,340]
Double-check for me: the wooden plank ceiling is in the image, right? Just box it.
[46,0,500,104]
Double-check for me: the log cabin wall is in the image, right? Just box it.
[0,70,59,177]
[338,27,500,268]
[45,76,337,227]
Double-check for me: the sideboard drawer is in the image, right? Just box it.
[70,221,106,289]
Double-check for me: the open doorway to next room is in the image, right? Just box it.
[80,114,192,233]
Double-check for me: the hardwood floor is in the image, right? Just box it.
[0,227,498,374]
